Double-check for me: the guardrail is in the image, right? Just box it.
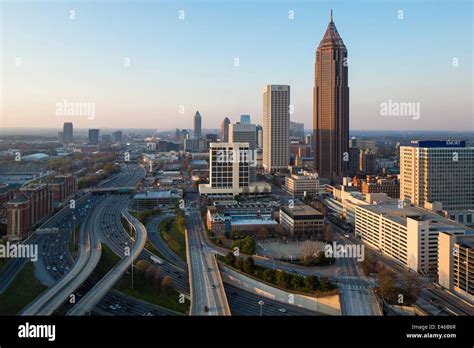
[184,228,194,315]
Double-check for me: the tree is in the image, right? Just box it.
[136,260,151,275]
[234,257,244,270]
[319,277,333,291]
[275,271,289,288]
[262,269,277,283]
[153,267,162,283]
[304,275,319,292]
[243,257,255,274]
[290,275,305,290]
[256,227,269,241]
[300,240,320,264]
[361,250,378,276]
[376,268,399,303]
[323,223,333,242]
[225,251,236,266]
[153,276,161,295]
[144,264,156,282]
[399,271,421,305]
[242,237,256,255]
[161,275,174,295]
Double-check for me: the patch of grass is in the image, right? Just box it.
[144,239,165,260]
[0,261,47,315]
[69,224,81,258]
[130,209,161,224]
[116,270,189,314]
[96,244,120,278]
[159,218,186,261]
[0,257,10,272]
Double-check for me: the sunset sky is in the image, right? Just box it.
[1,0,472,131]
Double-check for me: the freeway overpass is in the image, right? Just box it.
[89,186,136,194]
[67,207,147,315]
[20,201,104,315]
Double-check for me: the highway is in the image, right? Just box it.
[224,284,322,316]
[147,214,187,269]
[186,207,231,315]
[67,208,147,315]
[97,196,189,295]
[20,200,104,315]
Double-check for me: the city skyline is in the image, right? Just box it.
[1,1,472,131]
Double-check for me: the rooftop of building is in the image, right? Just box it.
[21,153,50,161]
[406,140,467,148]
[230,218,277,226]
[280,204,323,219]
[456,235,474,249]
[133,190,181,199]
[190,160,208,166]
[359,203,473,231]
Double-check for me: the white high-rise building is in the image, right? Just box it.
[199,143,271,200]
[229,123,257,182]
[263,85,290,173]
[400,140,474,225]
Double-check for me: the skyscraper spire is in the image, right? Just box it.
[313,8,349,183]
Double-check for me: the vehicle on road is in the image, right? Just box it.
[204,305,209,312]
[150,255,163,265]
[278,308,287,313]
[211,284,216,289]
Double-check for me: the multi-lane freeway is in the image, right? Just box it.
[186,207,231,315]
[67,208,147,315]
[21,199,104,315]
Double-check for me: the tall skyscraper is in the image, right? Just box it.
[63,122,73,144]
[174,128,181,142]
[289,121,305,139]
[229,122,257,181]
[193,111,202,139]
[113,130,123,143]
[220,117,231,142]
[263,84,290,173]
[313,10,349,183]
[88,129,100,145]
[400,140,474,224]
[240,114,251,124]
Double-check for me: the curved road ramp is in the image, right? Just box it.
[67,208,146,315]
[20,201,105,316]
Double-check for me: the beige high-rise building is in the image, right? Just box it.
[400,140,474,225]
[263,85,290,173]
[313,10,349,184]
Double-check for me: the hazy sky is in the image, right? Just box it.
[1,0,472,132]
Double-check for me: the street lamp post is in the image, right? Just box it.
[258,300,264,316]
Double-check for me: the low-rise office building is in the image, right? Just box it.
[279,204,324,237]
[206,202,278,238]
[131,190,181,210]
[285,171,319,198]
